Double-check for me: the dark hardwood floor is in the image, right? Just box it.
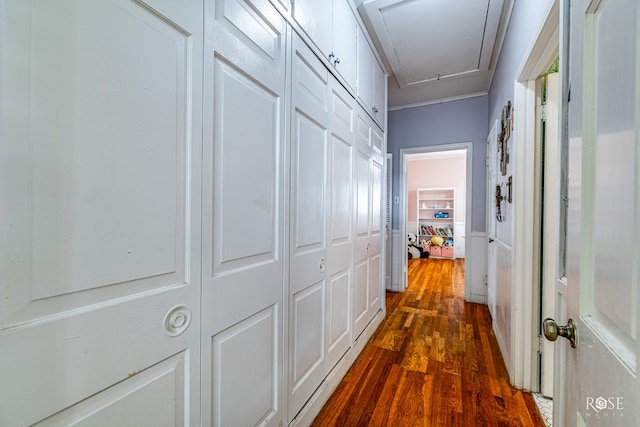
[311,258,545,427]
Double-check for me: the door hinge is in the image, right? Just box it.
[538,335,544,354]
[540,103,547,122]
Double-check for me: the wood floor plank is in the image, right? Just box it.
[311,259,545,427]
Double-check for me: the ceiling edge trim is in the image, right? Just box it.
[486,0,515,92]
[388,91,488,112]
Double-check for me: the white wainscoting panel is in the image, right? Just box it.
[454,221,466,258]
[465,232,487,304]
[390,230,403,291]
[493,240,513,373]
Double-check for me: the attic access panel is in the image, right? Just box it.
[363,0,504,88]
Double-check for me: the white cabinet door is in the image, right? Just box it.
[201,1,287,426]
[357,26,375,112]
[292,0,332,56]
[554,0,640,425]
[288,33,331,421]
[0,1,202,425]
[357,27,386,129]
[294,0,357,91]
[331,0,358,91]
[373,56,386,125]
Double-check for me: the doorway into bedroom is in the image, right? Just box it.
[399,144,471,295]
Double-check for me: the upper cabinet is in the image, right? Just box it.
[293,0,386,129]
[358,26,386,127]
[293,0,358,91]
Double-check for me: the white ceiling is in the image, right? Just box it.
[356,0,513,109]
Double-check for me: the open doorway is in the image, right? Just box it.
[508,2,561,424]
[529,59,560,427]
[398,143,472,296]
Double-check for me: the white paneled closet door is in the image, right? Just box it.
[353,108,384,339]
[369,156,383,316]
[327,73,355,372]
[202,1,287,426]
[288,33,331,421]
[0,1,203,425]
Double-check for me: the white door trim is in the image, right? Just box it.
[511,0,560,390]
[399,142,473,297]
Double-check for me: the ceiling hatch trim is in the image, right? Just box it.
[363,0,505,89]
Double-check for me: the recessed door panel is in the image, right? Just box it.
[329,135,354,275]
[213,0,286,87]
[371,158,383,234]
[33,352,189,427]
[356,151,371,238]
[327,269,351,367]
[353,259,369,338]
[372,124,384,154]
[2,0,192,327]
[590,0,636,343]
[289,281,326,417]
[212,306,279,427]
[292,113,328,252]
[356,110,372,148]
[368,253,381,310]
[211,59,279,273]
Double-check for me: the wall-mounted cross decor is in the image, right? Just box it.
[498,101,512,176]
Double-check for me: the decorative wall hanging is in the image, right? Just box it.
[498,101,512,176]
[507,175,513,203]
[495,184,504,222]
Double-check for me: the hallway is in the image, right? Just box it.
[311,258,545,426]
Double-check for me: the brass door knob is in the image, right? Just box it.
[543,318,577,348]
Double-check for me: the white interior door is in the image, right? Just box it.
[553,0,640,424]
[201,1,287,426]
[0,0,203,425]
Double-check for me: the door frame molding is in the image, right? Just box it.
[399,142,473,297]
[510,0,560,390]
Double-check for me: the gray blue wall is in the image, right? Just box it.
[387,95,489,232]
[489,1,552,121]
